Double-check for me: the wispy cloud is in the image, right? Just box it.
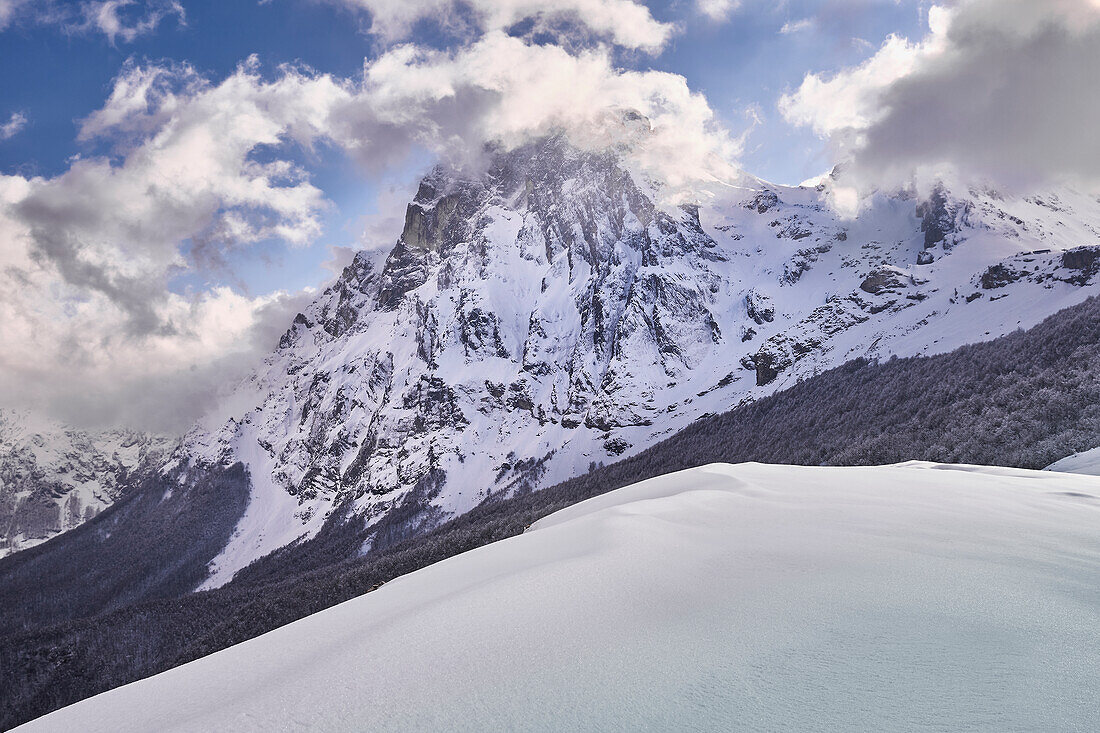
[76,0,186,45]
[0,0,184,42]
[329,0,673,52]
[0,111,27,140]
[696,0,740,23]
[780,18,813,34]
[0,0,34,31]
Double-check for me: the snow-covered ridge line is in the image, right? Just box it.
[19,462,1100,732]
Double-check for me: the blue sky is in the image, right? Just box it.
[0,0,925,298]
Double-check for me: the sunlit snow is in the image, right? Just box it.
[18,462,1100,732]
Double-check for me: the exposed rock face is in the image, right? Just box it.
[745,289,775,324]
[1062,246,1100,271]
[916,185,972,249]
[744,190,779,214]
[172,137,1100,585]
[980,264,1023,290]
[860,267,908,295]
[0,411,173,556]
[1061,246,1100,284]
[752,296,874,386]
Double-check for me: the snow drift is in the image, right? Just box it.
[17,462,1100,732]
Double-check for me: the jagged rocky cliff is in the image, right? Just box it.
[176,135,1100,585]
[0,410,173,556]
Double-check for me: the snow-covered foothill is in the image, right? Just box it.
[19,462,1100,732]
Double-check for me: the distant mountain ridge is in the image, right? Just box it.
[0,410,173,556]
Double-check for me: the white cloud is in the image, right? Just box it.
[780,18,813,34]
[0,0,184,41]
[778,30,933,136]
[780,0,1100,191]
[331,0,673,51]
[0,0,33,30]
[330,33,741,198]
[0,111,27,140]
[696,0,740,23]
[355,180,420,252]
[0,166,321,431]
[0,60,345,430]
[76,0,186,45]
[20,58,338,329]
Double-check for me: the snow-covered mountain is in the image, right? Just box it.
[19,462,1100,732]
[175,134,1100,586]
[0,410,174,556]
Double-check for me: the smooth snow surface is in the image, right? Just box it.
[19,462,1100,732]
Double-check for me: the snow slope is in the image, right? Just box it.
[177,134,1100,586]
[1046,446,1100,476]
[20,462,1100,732]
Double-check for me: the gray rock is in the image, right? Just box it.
[860,267,907,295]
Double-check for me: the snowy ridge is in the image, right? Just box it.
[0,410,174,556]
[19,462,1100,732]
[179,135,1100,585]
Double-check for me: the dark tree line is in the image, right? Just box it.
[0,463,249,635]
[7,295,1100,729]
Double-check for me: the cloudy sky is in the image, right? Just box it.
[0,0,1096,432]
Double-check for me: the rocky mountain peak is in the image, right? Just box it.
[174,137,1100,587]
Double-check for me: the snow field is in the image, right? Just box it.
[19,461,1100,732]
